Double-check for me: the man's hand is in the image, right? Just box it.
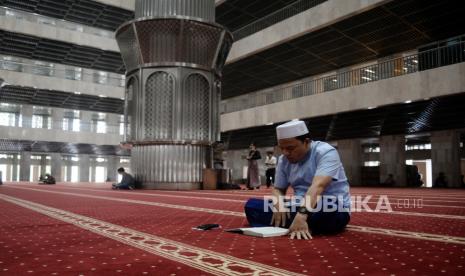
[270,202,290,227]
[288,213,312,240]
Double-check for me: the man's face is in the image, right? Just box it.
[278,138,310,163]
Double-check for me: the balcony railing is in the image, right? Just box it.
[221,37,465,114]
[0,55,125,88]
[0,6,114,38]
[232,0,327,41]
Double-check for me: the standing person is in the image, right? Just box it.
[246,143,261,190]
[245,120,351,239]
[112,167,135,190]
[0,170,3,185]
[265,151,277,188]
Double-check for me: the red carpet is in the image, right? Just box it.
[1,182,465,275]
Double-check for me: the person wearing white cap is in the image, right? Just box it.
[244,120,350,240]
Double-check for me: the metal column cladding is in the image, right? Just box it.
[116,0,233,189]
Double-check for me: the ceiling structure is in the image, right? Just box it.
[0,139,130,156]
[0,0,317,74]
[222,0,465,98]
[2,0,464,99]
[0,0,308,34]
[0,85,124,114]
[216,0,301,32]
[221,93,465,150]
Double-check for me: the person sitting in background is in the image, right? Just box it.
[383,174,396,186]
[112,167,135,190]
[39,174,56,185]
[434,172,448,188]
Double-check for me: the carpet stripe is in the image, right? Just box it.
[0,194,304,276]
[9,186,465,219]
[4,186,465,245]
[347,225,465,245]
[65,186,465,209]
[13,184,465,210]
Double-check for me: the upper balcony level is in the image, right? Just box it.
[0,104,124,145]
[0,54,125,99]
[0,6,119,52]
[221,35,465,132]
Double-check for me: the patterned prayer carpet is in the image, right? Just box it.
[1,182,464,275]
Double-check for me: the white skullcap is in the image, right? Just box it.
[276,120,309,140]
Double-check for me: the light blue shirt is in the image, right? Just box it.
[275,141,351,209]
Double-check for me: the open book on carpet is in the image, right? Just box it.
[225,227,289,238]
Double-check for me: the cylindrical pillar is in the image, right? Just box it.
[116,0,232,189]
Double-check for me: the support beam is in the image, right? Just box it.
[337,139,362,186]
[19,152,31,181]
[379,135,406,186]
[12,154,19,181]
[21,105,33,129]
[52,108,64,130]
[50,153,62,182]
[107,156,119,182]
[431,130,461,188]
[79,155,91,182]
[40,155,47,176]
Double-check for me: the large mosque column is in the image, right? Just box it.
[116,0,233,189]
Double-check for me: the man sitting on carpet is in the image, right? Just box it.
[112,167,135,190]
[245,120,351,240]
[39,174,56,185]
